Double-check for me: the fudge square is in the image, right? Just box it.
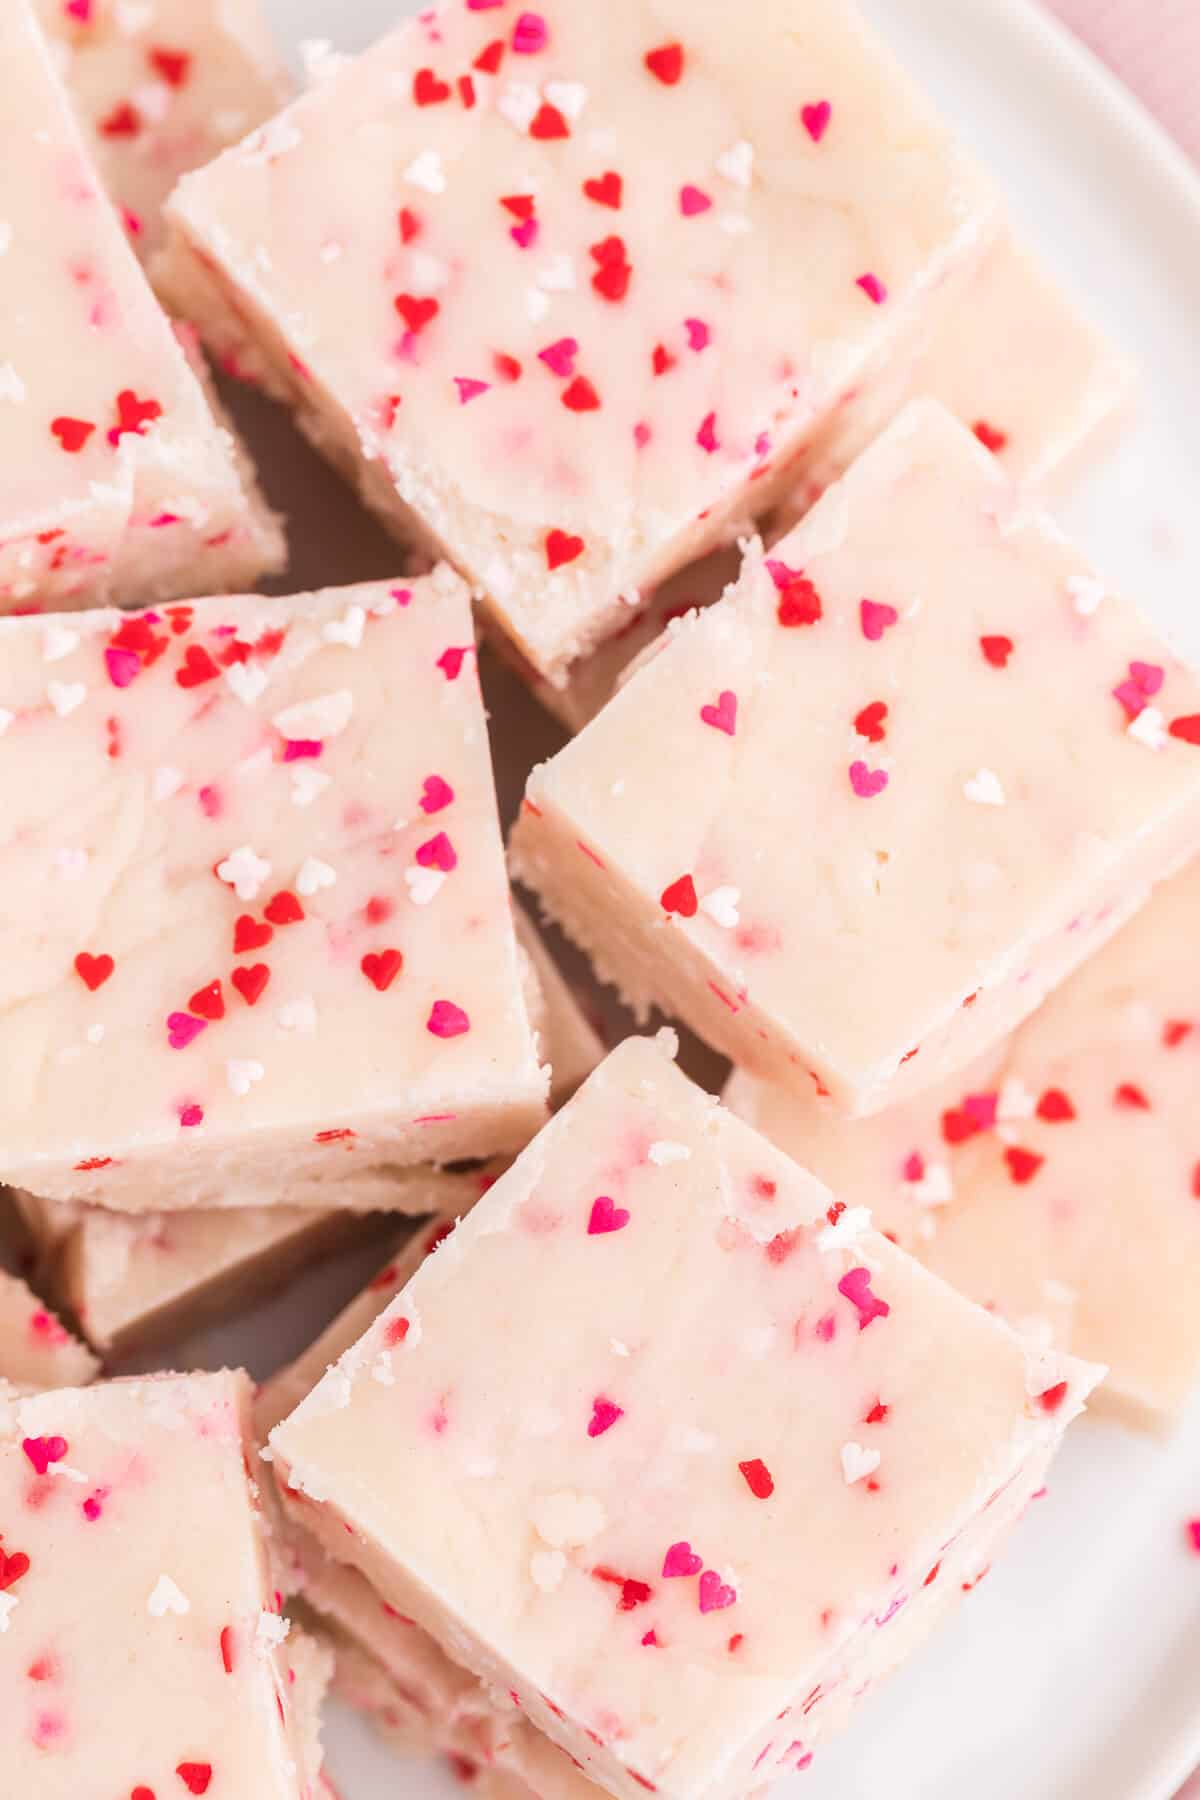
[36,0,289,259]
[0,1369,327,1797]
[511,400,1200,1114]
[157,0,998,684]
[728,852,1200,1429]
[0,570,546,1213]
[270,1036,1100,1800]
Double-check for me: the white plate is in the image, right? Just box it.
[223,3,1200,1797]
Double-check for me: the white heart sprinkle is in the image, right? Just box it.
[147,1574,190,1617]
[224,662,268,706]
[0,1593,18,1633]
[1127,705,1167,751]
[841,1442,881,1485]
[322,605,366,648]
[255,1610,290,1650]
[42,625,79,663]
[0,709,14,737]
[531,1489,606,1548]
[405,864,445,906]
[715,139,754,187]
[296,856,336,896]
[290,765,330,808]
[525,286,551,322]
[1066,574,1105,616]
[277,995,318,1034]
[47,680,86,718]
[964,768,1006,807]
[273,690,353,740]
[404,148,445,194]
[152,765,184,801]
[997,1078,1036,1122]
[537,252,575,293]
[216,845,271,902]
[699,885,740,928]
[818,1204,872,1251]
[530,1550,566,1592]
[544,79,588,120]
[907,1162,953,1208]
[406,251,449,296]
[497,82,539,133]
[0,363,24,404]
[647,1140,691,1166]
[227,1058,265,1098]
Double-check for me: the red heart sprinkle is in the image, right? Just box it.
[661,1541,702,1578]
[588,1196,630,1235]
[660,874,697,917]
[109,389,163,444]
[529,102,569,139]
[233,916,273,953]
[1004,1146,1044,1184]
[263,891,303,926]
[413,67,451,105]
[651,344,676,377]
[644,41,684,84]
[775,575,823,628]
[74,951,114,991]
[187,981,224,1021]
[0,1546,30,1589]
[1036,1088,1075,1122]
[973,420,1009,454]
[394,294,440,334]
[50,416,95,453]
[99,101,141,137]
[738,1458,774,1499]
[562,376,600,412]
[176,644,219,688]
[149,46,191,87]
[176,1766,213,1796]
[1169,714,1200,745]
[474,38,505,73]
[980,634,1014,668]
[854,701,888,743]
[583,171,622,208]
[361,949,403,993]
[1037,1381,1069,1413]
[231,965,270,1007]
[545,529,584,570]
[398,207,421,243]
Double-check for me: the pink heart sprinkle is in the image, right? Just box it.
[437,646,470,680]
[22,1435,68,1476]
[700,691,737,736]
[538,337,578,377]
[698,1570,737,1613]
[587,1195,629,1235]
[66,0,93,18]
[696,411,719,453]
[679,184,712,216]
[104,646,140,689]
[588,1397,624,1438]
[1129,660,1164,696]
[511,217,539,249]
[416,831,457,872]
[427,999,470,1039]
[420,775,455,814]
[800,100,832,142]
[455,377,491,404]
[684,318,710,352]
[283,739,322,762]
[962,1091,998,1131]
[512,11,548,53]
[662,1541,703,1579]
[179,1104,204,1128]
[860,599,899,642]
[849,761,888,799]
[856,273,887,305]
[466,0,504,8]
[167,1012,206,1050]
[838,1266,891,1330]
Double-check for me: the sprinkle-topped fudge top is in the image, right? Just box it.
[0,571,545,1208]
[0,1369,318,1796]
[271,1036,1095,1800]
[163,0,997,679]
[517,401,1200,1110]
[35,0,289,258]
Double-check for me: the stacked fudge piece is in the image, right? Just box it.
[0,0,1189,1794]
[0,0,283,613]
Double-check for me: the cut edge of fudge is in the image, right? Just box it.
[0,1263,100,1391]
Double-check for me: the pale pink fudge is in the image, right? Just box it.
[777,230,1136,525]
[0,1268,98,1391]
[0,571,546,1212]
[0,1368,328,1796]
[270,1036,1099,1800]
[157,0,998,683]
[511,401,1200,1114]
[728,853,1200,1429]
[514,902,606,1104]
[0,0,283,614]
[35,0,289,258]
[10,1168,488,1356]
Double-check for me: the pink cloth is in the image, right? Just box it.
[1044,0,1200,163]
